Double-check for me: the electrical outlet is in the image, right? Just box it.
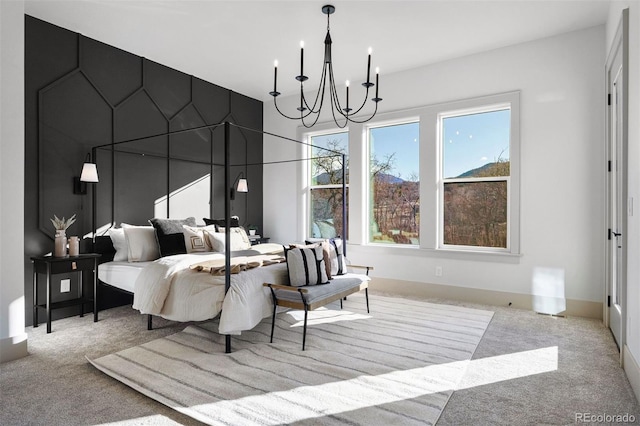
[61,279,70,293]
[435,266,442,277]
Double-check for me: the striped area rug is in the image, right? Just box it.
[88,293,493,425]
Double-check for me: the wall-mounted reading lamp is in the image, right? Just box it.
[230,172,248,200]
[73,153,99,194]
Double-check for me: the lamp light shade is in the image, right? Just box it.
[236,178,248,193]
[80,163,99,183]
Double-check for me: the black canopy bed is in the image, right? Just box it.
[90,121,350,353]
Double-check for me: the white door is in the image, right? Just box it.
[606,10,628,351]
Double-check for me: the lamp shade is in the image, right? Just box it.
[236,178,248,193]
[80,163,99,183]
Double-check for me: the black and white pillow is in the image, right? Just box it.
[149,217,196,257]
[286,246,329,287]
[306,237,348,276]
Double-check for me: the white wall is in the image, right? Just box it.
[606,1,640,401]
[0,0,27,362]
[264,26,606,310]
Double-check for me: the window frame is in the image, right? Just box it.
[304,128,350,241]
[365,117,421,247]
[437,102,514,253]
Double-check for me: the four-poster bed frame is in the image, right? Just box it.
[90,120,347,353]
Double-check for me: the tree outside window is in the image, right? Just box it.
[441,108,511,249]
[368,122,420,245]
[309,132,348,239]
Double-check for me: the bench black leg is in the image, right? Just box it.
[340,298,343,309]
[302,305,308,351]
[270,299,277,343]
[147,314,153,330]
[365,288,370,313]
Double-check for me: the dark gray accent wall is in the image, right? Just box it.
[24,16,263,325]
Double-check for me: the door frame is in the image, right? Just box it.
[604,8,629,360]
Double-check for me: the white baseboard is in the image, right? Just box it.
[623,345,640,404]
[0,333,28,363]
[369,277,603,319]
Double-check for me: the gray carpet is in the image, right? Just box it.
[87,294,493,425]
[1,292,639,425]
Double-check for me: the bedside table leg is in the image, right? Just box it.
[33,267,38,328]
[79,270,84,318]
[93,259,98,322]
[46,263,51,334]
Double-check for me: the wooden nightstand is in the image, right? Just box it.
[31,253,101,333]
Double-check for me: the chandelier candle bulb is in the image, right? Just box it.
[300,41,304,79]
[367,47,372,84]
[345,80,350,113]
[274,60,278,92]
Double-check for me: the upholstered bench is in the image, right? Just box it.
[264,265,372,350]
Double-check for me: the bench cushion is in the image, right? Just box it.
[274,273,370,306]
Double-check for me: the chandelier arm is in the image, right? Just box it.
[301,108,323,128]
[273,94,316,121]
[302,63,329,114]
[338,101,380,124]
[327,66,350,128]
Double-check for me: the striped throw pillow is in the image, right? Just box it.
[286,246,329,287]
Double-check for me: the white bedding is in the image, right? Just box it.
[131,251,288,335]
[98,261,151,293]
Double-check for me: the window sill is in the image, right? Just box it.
[348,243,522,263]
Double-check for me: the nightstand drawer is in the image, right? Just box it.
[49,258,95,274]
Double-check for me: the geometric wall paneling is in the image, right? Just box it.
[192,77,232,125]
[113,151,168,226]
[114,89,169,156]
[144,60,192,119]
[25,17,78,92]
[169,103,211,162]
[80,37,142,107]
[38,69,112,237]
[229,92,263,132]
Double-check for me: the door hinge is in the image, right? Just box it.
[608,228,612,240]
[608,160,612,172]
[608,295,611,307]
[608,93,611,105]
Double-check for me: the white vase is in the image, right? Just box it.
[54,230,67,257]
[249,229,256,236]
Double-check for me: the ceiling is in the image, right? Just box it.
[25,0,612,102]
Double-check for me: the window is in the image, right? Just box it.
[309,132,348,239]
[440,107,511,249]
[368,121,420,245]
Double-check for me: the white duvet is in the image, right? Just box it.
[132,251,288,335]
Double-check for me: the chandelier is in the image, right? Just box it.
[269,4,382,128]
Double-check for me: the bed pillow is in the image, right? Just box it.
[285,246,329,287]
[205,227,252,252]
[149,217,196,257]
[107,227,128,262]
[182,225,217,253]
[122,224,160,262]
[203,217,239,230]
[306,237,348,276]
